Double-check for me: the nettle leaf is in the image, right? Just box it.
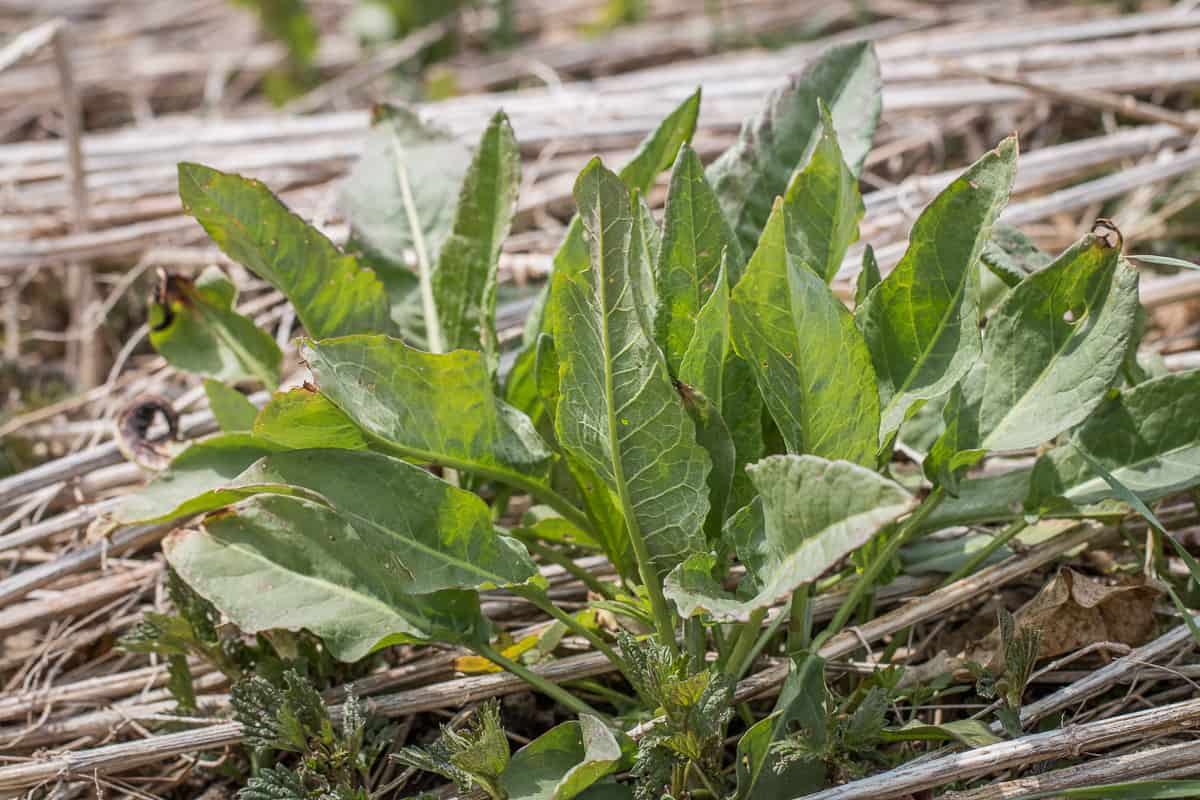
[1027,370,1200,511]
[552,159,711,575]
[166,495,488,662]
[977,235,1139,450]
[782,100,863,284]
[252,387,369,451]
[731,199,879,466]
[858,137,1018,442]
[339,104,470,273]
[432,110,521,364]
[500,714,635,800]
[302,335,553,489]
[150,267,281,387]
[666,455,913,620]
[204,380,258,433]
[179,163,394,340]
[656,145,744,372]
[708,41,881,255]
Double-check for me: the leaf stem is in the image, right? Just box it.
[468,640,605,720]
[941,518,1028,586]
[815,488,945,649]
[733,607,788,683]
[722,607,766,679]
[509,585,625,671]
[391,132,444,355]
[788,585,812,653]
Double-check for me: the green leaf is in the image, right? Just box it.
[114,434,287,524]
[302,335,555,493]
[339,104,470,274]
[166,495,489,662]
[708,41,881,255]
[854,244,880,308]
[252,387,369,451]
[677,384,735,546]
[1030,781,1200,800]
[665,455,913,620]
[982,224,1051,287]
[781,100,863,284]
[922,380,985,495]
[730,199,879,466]
[500,714,634,800]
[655,145,744,372]
[858,136,1017,441]
[919,467,1032,533]
[1128,254,1200,271]
[552,159,711,576]
[149,267,281,387]
[879,719,1001,747]
[979,236,1139,450]
[432,110,521,363]
[204,380,259,432]
[179,163,394,340]
[1027,370,1200,511]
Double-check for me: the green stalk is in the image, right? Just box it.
[469,640,604,720]
[815,488,945,649]
[722,607,766,679]
[510,585,624,671]
[733,607,788,682]
[510,531,615,600]
[941,518,1029,587]
[685,617,706,668]
[787,586,812,653]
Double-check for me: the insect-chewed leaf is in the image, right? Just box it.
[731,199,879,466]
[1027,370,1200,512]
[552,159,711,576]
[857,137,1017,442]
[432,110,521,365]
[179,163,394,340]
[708,41,880,255]
[150,267,281,387]
[978,234,1139,450]
[166,494,489,662]
[302,335,553,487]
[500,714,635,800]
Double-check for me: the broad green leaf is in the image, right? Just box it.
[1027,370,1200,511]
[114,434,287,524]
[923,380,985,495]
[302,335,553,490]
[179,163,393,340]
[655,145,744,371]
[149,267,281,387]
[518,506,602,551]
[978,236,1139,450]
[857,137,1017,441]
[680,258,764,511]
[730,199,879,466]
[552,159,711,575]
[879,719,1001,747]
[500,714,634,800]
[919,468,1032,533]
[781,100,863,284]
[981,223,1051,287]
[252,387,369,451]
[736,655,827,800]
[338,104,470,273]
[854,244,880,308]
[432,110,521,363]
[678,384,735,546]
[666,455,913,620]
[204,380,258,432]
[709,41,881,255]
[630,191,662,345]
[165,494,488,661]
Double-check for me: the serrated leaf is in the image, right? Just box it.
[858,137,1018,441]
[782,100,863,284]
[552,160,710,576]
[730,199,879,466]
[150,267,281,387]
[655,145,744,371]
[708,41,881,255]
[432,110,521,364]
[666,455,913,620]
[1027,370,1200,511]
[204,379,258,432]
[166,494,488,661]
[179,163,393,340]
[978,237,1139,450]
[252,387,369,450]
[500,714,634,800]
[302,335,554,492]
